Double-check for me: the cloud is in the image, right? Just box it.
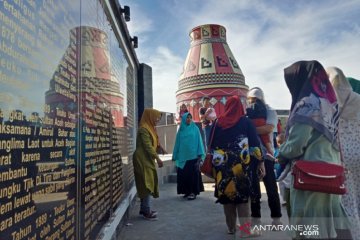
[123,2,154,36]
[127,0,360,112]
[144,47,184,112]
[182,0,360,109]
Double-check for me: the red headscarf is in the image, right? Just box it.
[217,96,245,129]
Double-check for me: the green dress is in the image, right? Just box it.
[279,123,349,239]
[133,127,159,199]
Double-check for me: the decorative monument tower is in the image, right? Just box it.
[176,24,248,122]
[45,26,124,127]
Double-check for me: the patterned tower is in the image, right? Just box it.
[176,24,248,121]
[45,26,124,127]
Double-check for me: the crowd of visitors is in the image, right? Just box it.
[132,60,357,239]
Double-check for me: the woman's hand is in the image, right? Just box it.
[157,145,168,155]
[156,158,163,168]
[195,157,203,171]
[258,161,266,179]
[277,156,289,165]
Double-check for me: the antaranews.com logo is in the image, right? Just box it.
[239,222,319,237]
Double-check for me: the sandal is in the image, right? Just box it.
[139,210,157,216]
[187,193,196,200]
[182,194,189,198]
[142,212,158,221]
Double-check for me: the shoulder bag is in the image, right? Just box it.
[292,160,346,194]
[200,120,217,178]
[292,106,348,195]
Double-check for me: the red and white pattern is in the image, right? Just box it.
[177,24,248,121]
[46,26,124,127]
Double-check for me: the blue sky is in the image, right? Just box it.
[121,0,360,113]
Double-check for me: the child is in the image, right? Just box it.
[176,103,188,125]
[199,97,217,127]
[246,97,273,156]
[199,97,217,149]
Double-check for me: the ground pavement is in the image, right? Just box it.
[118,183,291,240]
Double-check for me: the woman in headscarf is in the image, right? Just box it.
[209,96,263,236]
[172,112,205,200]
[133,108,164,220]
[327,66,360,240]
[278,60,350,239]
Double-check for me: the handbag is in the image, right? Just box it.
[200,120,217,178]
[292,160,346,195]
[200,153,214,178]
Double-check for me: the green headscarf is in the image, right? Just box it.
[347,77,360,95]
[172,112,205,169]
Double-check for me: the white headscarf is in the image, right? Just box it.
[327,67,360,120]
[247,87,266,104]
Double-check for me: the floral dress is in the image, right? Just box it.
[339,118,360,239]
[210,117,262,204]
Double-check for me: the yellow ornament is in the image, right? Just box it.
[224,180,236,200]
[232,163,243,177]
[244,153,251,164]
[253,148,262,160]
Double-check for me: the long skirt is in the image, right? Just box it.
[177,159,204,195]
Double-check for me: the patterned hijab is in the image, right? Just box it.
[327,67,360,121]
[217,96,245,129]
[284,60,339,149]
[139,108,162,148]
